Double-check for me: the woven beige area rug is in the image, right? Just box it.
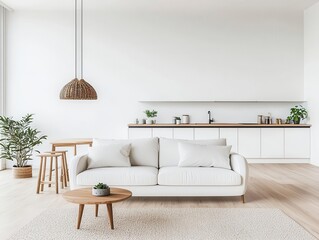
[9,207,315,240]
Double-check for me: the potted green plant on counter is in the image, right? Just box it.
[144,110,158,124]
[286,105,308,124]
[0,114,47,178]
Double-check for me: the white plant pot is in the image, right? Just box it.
[146,119,153,124]
[176,120,181,125]
[92,188,110,197]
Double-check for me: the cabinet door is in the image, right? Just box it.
[220,128,238,153]
[261,128,284,158]
[128,128,152,139]
[238,128,261,158]
[173,128,194,140]
[194,128,219,140]
[285,128,310,158]
[153,128,173,138]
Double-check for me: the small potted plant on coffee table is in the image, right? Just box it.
[92,183,110,196]
[144,110,158,124]
[0,114,47,178]
[286,105,308,124]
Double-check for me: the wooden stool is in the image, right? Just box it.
[45,150,69,186]
[36,153,65,194]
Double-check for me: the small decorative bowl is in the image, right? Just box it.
[92,187,110,197]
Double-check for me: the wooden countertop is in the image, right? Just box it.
[128,123,311,128]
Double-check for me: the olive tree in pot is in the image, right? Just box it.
[286,105,308,124]
[0,114,47,178]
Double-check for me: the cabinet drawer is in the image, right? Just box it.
[261,128,284,158]
[285,128,310,158]
[238,128,261,158]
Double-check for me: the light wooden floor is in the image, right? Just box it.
[1,164,319,239]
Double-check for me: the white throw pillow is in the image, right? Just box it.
[178,142,232,169]
[93,138,159,168]
[87,143,131,169]
[159,138,227,167]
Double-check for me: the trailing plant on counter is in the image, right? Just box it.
[0,114,47,167]
[286,105,308,124]
[144,110,158,118]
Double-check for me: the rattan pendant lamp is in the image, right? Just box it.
[60,0,97,100]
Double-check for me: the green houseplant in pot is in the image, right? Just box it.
[286,105,308,124]
[92,182,110,196]
[144,110,158,124]
[0,114,47,178]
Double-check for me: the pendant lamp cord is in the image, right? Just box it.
[80,0,83,80]
[74,0,77,79]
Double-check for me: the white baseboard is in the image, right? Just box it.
[247,158,310,164]
[310,162,319,167]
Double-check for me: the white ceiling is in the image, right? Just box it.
[1,0,319,11]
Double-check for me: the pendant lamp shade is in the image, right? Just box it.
[60,0,97,100]
[60,78,97,100]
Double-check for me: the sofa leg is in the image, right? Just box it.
[241,195,245,203]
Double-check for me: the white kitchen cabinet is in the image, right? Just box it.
[261,128,284,158]
[220,128,238,153]
[153,128,173,138]
[238,128,261,158]
[128,128,152,139]
[173,128,194,140]
[194,128,219,140]
[285,128,310,158]
[128,125,311,162]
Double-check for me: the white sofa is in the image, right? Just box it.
[69,138,248,200]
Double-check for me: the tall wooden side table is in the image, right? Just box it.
[50,138,93,156]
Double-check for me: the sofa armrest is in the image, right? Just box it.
[69,154,88,190]
[230,153,249,193]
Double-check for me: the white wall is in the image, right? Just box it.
[305,2,319,166]
[0,6,6,170]
[5,3,307,166]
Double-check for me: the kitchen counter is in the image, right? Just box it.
[128,123,311,128]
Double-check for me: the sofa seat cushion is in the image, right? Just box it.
[77,166,158,186]
[158,167,241,186]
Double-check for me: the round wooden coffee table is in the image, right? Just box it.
[63,188,132,230]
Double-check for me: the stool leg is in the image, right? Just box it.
[64,152,70,182]
[36,157,43,194]
[63,154,68,187]
[40,157,47,192]
[60,157,64,189]
[61,155,67,188]
[55,156,59,194]
[48,156,53,187]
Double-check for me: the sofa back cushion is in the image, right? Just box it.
[93,138,159,168]
[159,138,226,167]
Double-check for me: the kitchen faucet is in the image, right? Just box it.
[208,111,214,124]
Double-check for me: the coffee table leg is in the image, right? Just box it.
[77,204,85,229]
[106,203,114,229]
[95,204,99,217]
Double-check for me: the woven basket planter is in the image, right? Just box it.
[12,165,32,178]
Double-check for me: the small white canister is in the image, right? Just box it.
[182,115,190,124]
